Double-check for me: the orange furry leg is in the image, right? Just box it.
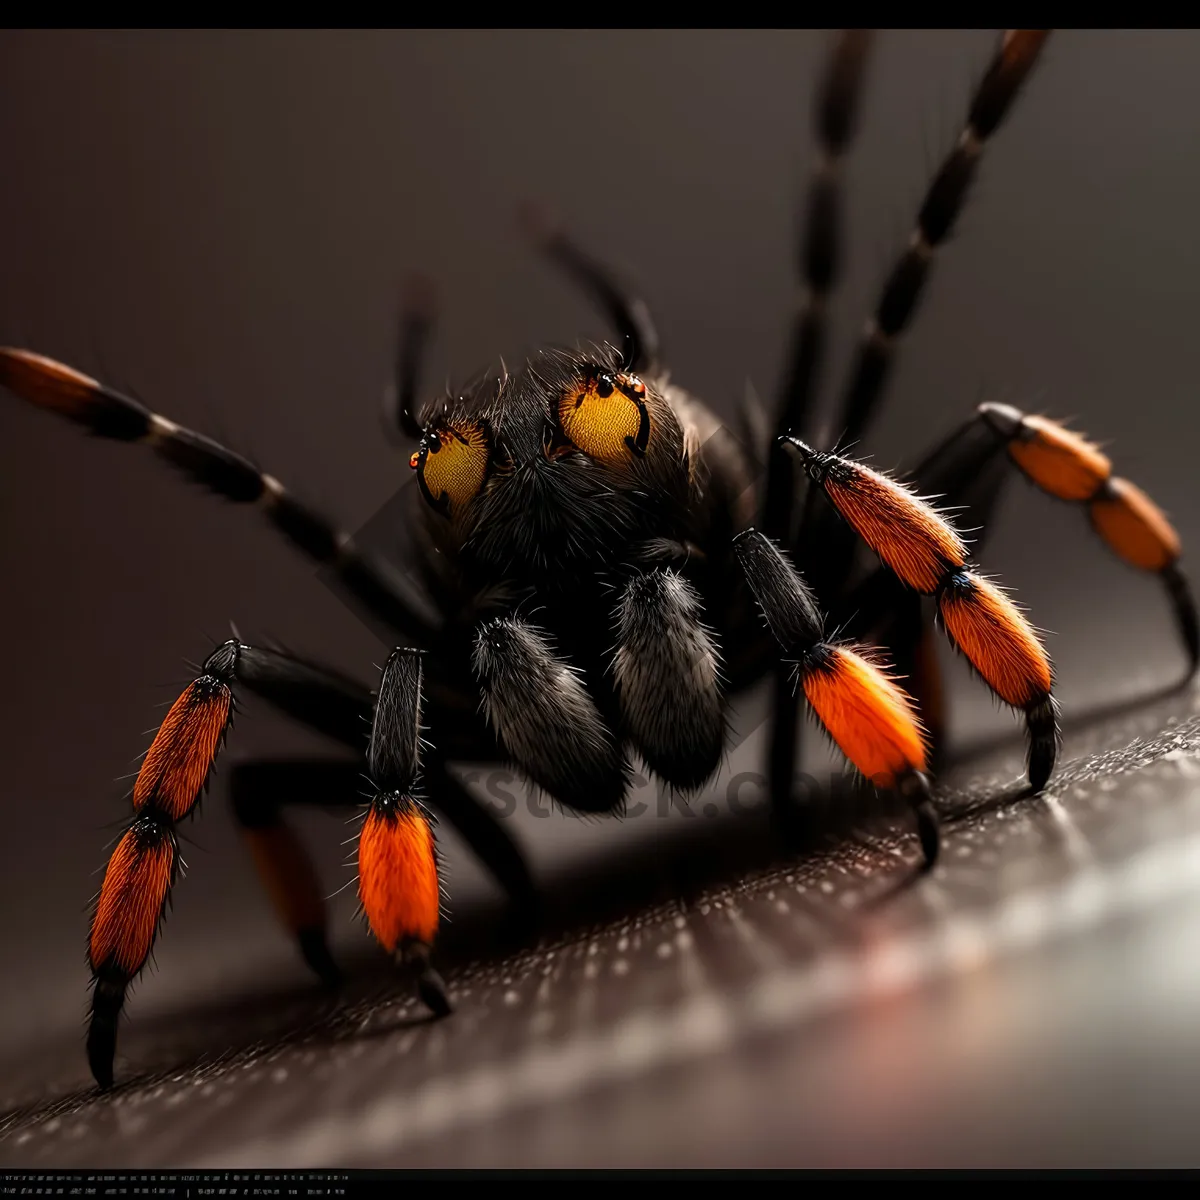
[980,403,1197,675]
[359,649,452,1016]
[938,571,1058,791]
[734,528,941,870]
[784,437,1058,791]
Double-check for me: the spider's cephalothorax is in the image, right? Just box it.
[411,347,694,580]
[2,29,1195,1091]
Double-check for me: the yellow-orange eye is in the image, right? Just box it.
[410,421,489,516]
[557,370,650,463]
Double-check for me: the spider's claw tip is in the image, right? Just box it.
[86,1020,116,1092]
[417,968,453,1018]
[396,940,452,1017]
[900,771,940,872]
[86,974,125,1092]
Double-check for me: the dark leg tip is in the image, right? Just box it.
[298,927,343,990]
[87,975,125,1092]
[1161,564,1199,680]
[417,968,454,1019]
[1025,696,1060,795]
[898,771,940,873]
[1026,740,1056,795]
[86,1021,116,1092]
[914,802,940,873]
[397,941,453,1018]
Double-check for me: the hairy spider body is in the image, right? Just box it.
[408,345,761,806]
[2,29,1195,1092]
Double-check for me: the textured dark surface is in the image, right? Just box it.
[3,680,1200,1168]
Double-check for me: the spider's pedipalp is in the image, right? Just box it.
[0,347,440,647]
[734,528,937,869]
[474,616,630,814]
[614,568,725,792]
[784,438,1057,790]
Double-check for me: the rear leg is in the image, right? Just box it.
[762,29,873,541]
[832,30,1051,448]
[976,403,1197,676]
[849,403,1199,727]
[794,31,1050,609]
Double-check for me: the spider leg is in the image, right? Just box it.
[759,32,874,813]
[87,640,240,1090]
[383,273,437,442]
[782,436,1058,792]
[830,30,1051,449]
[970,404,1196,675]
[86,639,536,1088]
[733,528,939,870]
[795,31,1051,607]
[229,758,364,989]
[848,403,1198,741]
[0,349,438,646]
[227,644,536,947]
[520,202,660,374]
[762,29,873,542]
[613,568,725,792]
[359,648,451,1017]
[473,616,630,814]
[836,417,1028,765]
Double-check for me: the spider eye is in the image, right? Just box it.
[410,420,489,516]
[557,369,650,463]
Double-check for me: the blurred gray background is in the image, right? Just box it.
[1,27,1198,1107]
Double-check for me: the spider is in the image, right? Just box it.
[1,29,1194,1094]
